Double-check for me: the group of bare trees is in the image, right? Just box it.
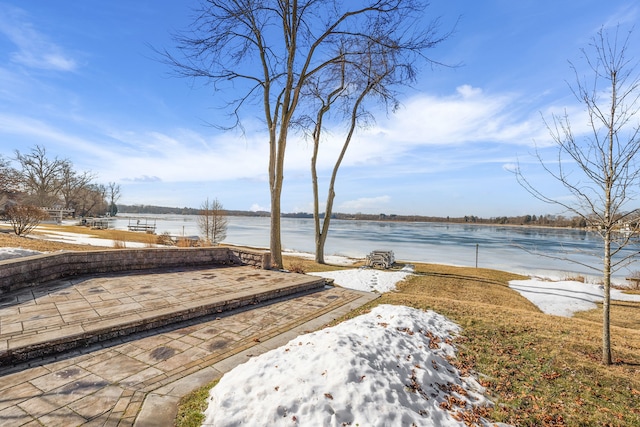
[0,145,121,225]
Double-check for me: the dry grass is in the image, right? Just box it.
[0,229,100,252]
[0,223,159,253]
[35,224,159,245]
[335,263,640,426]
[282,254,365,273]
[573,300,640,330]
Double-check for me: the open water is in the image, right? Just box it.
[112,214,640,283]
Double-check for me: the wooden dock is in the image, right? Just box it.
[127,218,157,233]
[79,218,113,229]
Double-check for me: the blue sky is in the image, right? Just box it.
[0,1,638,217]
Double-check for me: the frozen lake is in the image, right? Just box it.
[112,214,640,283]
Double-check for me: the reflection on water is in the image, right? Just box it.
[112,214,640,282]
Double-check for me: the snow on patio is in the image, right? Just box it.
[202,304,501,427]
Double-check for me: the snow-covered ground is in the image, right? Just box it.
[509,278,640,317]
[308,267,639,316]
[31,230,150,248]
[0,247,42,261]
[284,250,358,266]
[203,304,502,427]
[308,264,414,293]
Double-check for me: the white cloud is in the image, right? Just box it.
[0,78,581,196]
[99,130,270,183]
[378,88,547,148]
[278,85,558,179]
[602,4,639,30]
[502,163,518,173]
[250,203,268,212]
[456,84,483,98]
[338,195,391,212]
[0,5,78,71]
[122,175,162,183]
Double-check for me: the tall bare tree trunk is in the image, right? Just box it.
[311,128,324,264]
[270,127,288,269]
[312,80,373,264]
[603,232,612,365]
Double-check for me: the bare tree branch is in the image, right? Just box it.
[515,25,640,365]
[160,0,452,268]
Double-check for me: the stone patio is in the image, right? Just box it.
[0,265,378,426]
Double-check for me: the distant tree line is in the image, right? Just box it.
[330,212,591,228]
[118,204,200,215]
[0,145,120,219]
[119,204,271,217]
[118,203,606,229]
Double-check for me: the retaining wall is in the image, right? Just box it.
[0,247,271,294]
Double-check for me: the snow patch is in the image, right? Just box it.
[308,265,414,293]
[203,304,501,427]
[509,278,640,317]
[0,247,42,261]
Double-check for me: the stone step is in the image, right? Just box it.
[0,266,328,368]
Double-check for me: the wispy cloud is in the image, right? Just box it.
[375,85,548,147]
[122,175,162,183]
[339,196,391,211]
[250,203,268,212]
[284,85,560,177]
[602,3,639,29]
[0,4,78,71]
[0,82,564,189]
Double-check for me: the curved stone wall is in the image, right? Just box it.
[0,246,271,294]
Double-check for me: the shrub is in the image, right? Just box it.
[176,237,199,247]
[157,231,175,246]
[287,261,305,274]
[5,205,48,236]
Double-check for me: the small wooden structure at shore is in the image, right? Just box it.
[366,250,395,269]
[79,218,113,229]
[44,208,75,224]
[127,218,157,233]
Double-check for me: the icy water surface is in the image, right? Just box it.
[112,214,640,283]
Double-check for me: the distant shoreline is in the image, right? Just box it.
[117,207,586,231]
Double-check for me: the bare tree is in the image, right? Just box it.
[164,0,443,268]
[516,26,640,365]
[0,155,20,211]
[197,197,228,245]
[107,182,121,216]
[0,154,19,194]
[5,205,49,236]
[59,163,96,213]
[307,27,448,263]
[74,184,108,217]
[14,145,68,207]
